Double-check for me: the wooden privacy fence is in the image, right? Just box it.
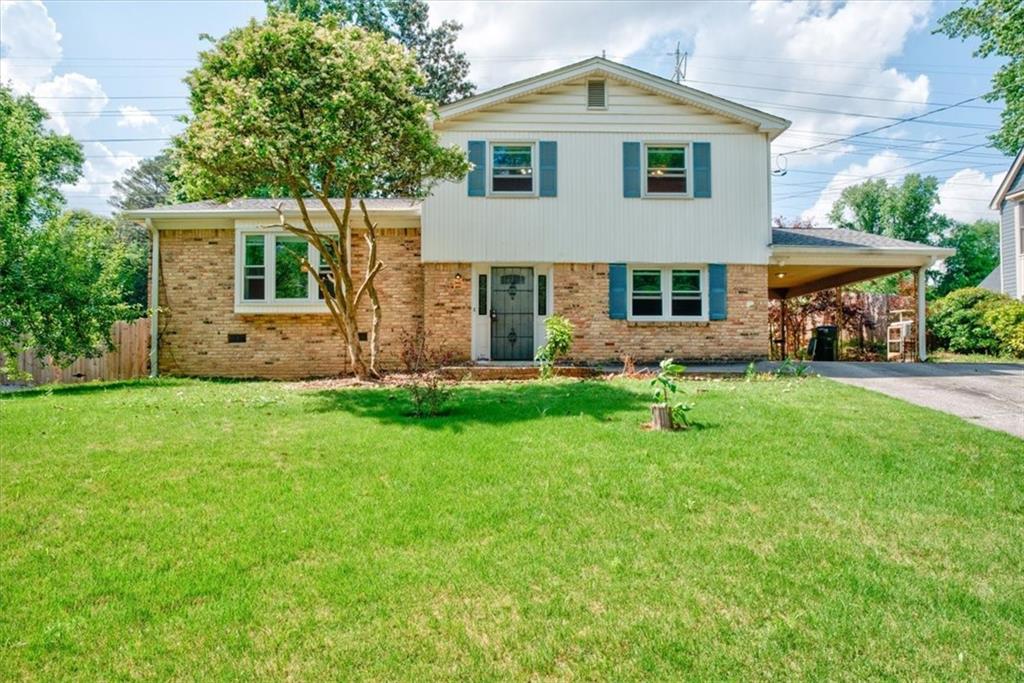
[5,318,150,385]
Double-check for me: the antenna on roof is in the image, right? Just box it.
[601,49,606,59]
[669,42,687,83]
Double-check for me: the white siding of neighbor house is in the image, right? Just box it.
[1000,200,1018,297]
[423,78,774,264]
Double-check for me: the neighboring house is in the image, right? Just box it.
[988,148,1024,300]
[127,58,951,379]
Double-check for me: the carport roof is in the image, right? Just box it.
[769,227,953,299]
[771,227,943,252]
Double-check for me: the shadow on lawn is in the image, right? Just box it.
[307,380,653,431]
[0,376,243,400]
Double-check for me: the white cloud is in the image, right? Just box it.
[65,142,140,207]
[31,72,107,133]
[0,0,62,93]
[937,169,1005,224]
[116,105,158,129]
[430,1,932,168]
[800,151,908,225]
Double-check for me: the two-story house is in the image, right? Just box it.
[989,148,1024,299]
[128,58,951,378]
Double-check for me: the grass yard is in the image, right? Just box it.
[2,377,1022,680]
[928,350,1024,365]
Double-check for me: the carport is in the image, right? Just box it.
[769,228,955,361]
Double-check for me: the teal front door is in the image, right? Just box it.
[490,267,534,361]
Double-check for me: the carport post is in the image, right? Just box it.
[916,266,927,362]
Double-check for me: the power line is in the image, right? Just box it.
[774,142,994,202]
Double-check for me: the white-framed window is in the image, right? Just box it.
[236,231,336,311]
[627,266,707,321]
[643,143,690,197]
[490,142,536,195]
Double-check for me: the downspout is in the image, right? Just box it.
[147,218,160,377]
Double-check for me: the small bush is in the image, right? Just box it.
[535,315,575,379]
[928,287,1005,355]
[983,298,1024,357]
[405,373,454,417]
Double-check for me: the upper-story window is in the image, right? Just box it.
[645,144,689,196]
[491,143,534,194]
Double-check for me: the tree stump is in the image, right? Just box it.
[650,404,674,431]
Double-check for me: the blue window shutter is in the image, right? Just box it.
[623,142,641,198]
[709,264,727,320]
[539,141,557,197]
[693,142,711,198]
[609,263,627,319]
[467,140,486,197]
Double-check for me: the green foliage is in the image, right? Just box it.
[982,298,1024,357]
[937,0,1024,155]
[828,174,947,244]
[929,287,1008,355]
[405,373,454,417]
[775,359,810,377]
[934,220,1000,297]
[265,0,474,105]
[670,401,695,428]
[534,315,574,379]
[109,151,185,211]
[650,357,685,405]
[176,14,469,202]
[16,211,141,367]
[0,87,137,364]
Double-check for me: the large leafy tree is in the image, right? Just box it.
[934,219,1000,297]
[110,150,183,211]
[827,174,949,294]
[266,0,474,104]
[0,86,140,367]
[828,174,947,244]
[937,0,1024,154]
[175,14,468,379]
[20,211,139,366]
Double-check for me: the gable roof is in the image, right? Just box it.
[437,57,791,139]
[989,147,1024,210]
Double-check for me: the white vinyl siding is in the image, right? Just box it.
[422,130,770,264]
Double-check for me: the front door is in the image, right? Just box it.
[490,267,534,361]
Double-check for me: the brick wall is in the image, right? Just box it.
[157,228,768,378]
[554,263,768,363]
[157,227,423,379]
[423,263,473,361]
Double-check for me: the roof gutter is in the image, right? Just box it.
[123,207,422,221]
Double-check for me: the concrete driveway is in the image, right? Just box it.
[805,362,1024,438]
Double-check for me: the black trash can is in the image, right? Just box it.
[810,325,838,361]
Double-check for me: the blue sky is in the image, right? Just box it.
[0,0,1012,223]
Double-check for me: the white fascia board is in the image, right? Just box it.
[770,246,955,267]
[989,147,1024,210]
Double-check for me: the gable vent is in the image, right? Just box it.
[587,79,606,109]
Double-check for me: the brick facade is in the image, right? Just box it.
[554,263,769,363]
[157,227,423,379]
[157,227,768,378]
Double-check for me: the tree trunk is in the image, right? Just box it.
[651,404,674,431]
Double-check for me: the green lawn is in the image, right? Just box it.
[928,350,1024,365]
[2,377,1022,680]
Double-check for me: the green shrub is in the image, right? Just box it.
[983,298,1024,357]
[535,315,575,379]
[928,287,1005,355]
